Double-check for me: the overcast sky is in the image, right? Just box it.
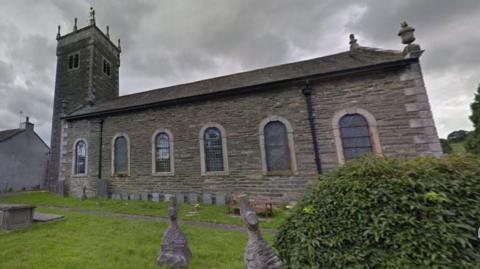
[0,0,479,144]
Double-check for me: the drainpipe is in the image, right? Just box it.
[98,118,104,179]
[302,81,322,174]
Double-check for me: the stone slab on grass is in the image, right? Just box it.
[33,212,64,222]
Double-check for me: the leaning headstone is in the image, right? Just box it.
[164,194,174,202]
[216,192,226,205]
[176,194,185,204]
[157,198,192,268]
[202,193,212,205]
[80,186,87,201]
[152,193,160,202]
[240,196,283,269]
[141,193,149,201]
[187,193,198,204]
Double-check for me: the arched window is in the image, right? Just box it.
[74,140,86,175]
[204,127,224,172]
[155,133,171,173]
[113,135,128,174]
[339,114,373,160]
[264,121,291,171]
[259,116,297,175]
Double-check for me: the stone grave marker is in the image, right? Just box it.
[157,198,191,267]
[216,192,226,205]
[202,193,212,205]
[0,204,36,230]
[96,179,109,198]
[240,196,283,269]
[151,193,160,202]
[176,194,185,204]
[164,194,173,202]
[141,193,149,201]
[188,193,198,204]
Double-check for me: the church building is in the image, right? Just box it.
[47,9,441,204]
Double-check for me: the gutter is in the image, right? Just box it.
[63,57,418,120]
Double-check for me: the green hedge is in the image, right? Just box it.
[274,155,480,268]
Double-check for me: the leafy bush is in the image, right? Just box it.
[440,138,452,153]
[274,155,480,268]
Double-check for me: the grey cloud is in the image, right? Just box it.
[0,0,478,144]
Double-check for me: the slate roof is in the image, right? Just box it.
[66,47,409,119]
[0,129,25,143]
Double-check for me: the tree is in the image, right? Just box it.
[466,84,480,154]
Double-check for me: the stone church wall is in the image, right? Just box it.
[62,62,441,203]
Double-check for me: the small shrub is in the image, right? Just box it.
[440,138,452,153]
[274,155,480,268]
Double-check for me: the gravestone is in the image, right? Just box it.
[141,193,149,201]
[202,193,212,205]
[96,179,109,198]
[240,196,283,269]
[152,193,160,202]
[157,198,191,268]
[187,193,198,204]
[164,194,174,202]
[0,204,36,230]
[122,193,129,200]
[175,194,184,204]
[130,194,140,201]
[57,180,65,197]
[216,192,226,205]
[112,193,121,200]
[80,186,87,201]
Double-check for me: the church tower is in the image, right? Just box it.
[47,8,121,192]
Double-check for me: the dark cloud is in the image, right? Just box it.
[0,0,478,144]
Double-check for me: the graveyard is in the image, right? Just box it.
[0,192,282,268]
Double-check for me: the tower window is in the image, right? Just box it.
[68,53,79,70]
[103,58,111,76]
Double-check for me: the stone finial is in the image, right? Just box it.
[56,25,61,40]
[106,25,110,39]
[398,21,415,45]
[73,17,78,31]
[157,198,192,268]
[117,38,122,51]
[349,33,359,50]
[89,7,96,26]
[398,21,422,57]
[240,195,283,269]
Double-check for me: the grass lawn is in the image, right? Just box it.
[0,208,273,268]
[0,192,288,229]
